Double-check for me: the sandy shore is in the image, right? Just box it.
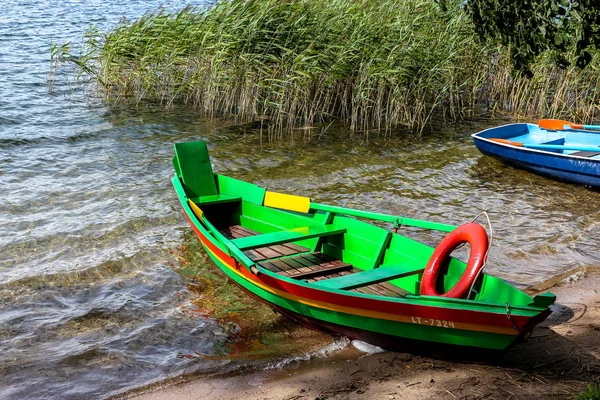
[124,267,600,400]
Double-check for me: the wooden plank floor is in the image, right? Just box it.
[220,225,309,261]
[219,224,408,298]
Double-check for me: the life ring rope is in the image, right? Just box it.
[466,211,493,298]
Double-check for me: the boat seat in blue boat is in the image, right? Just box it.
[314,265,423,290]
[570,151,600,158]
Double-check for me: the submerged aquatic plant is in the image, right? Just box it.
[170,232,334,360]
[53,0,600,135]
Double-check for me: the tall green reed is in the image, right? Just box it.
[52,0,600,136]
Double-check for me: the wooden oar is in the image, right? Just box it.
[490,138,600,152]
[539,119,600,131]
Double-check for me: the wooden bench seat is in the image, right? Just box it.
[190,194,242,206]
[314,265,423,290]
[288,263,353,280]
[231,224,345,250]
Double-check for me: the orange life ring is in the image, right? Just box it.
[420,223,488,299]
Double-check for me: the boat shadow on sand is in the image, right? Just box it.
[340,299,597,398]
[363,302,599,399]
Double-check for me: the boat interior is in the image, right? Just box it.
[199,196,539,308]
[174,141,552,309]
[477,123,600,159]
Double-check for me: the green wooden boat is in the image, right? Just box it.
[172,141,556,357]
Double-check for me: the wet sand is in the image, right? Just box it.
[124,267,600,400]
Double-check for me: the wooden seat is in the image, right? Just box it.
[220,225,309,262]
[191,194,241,206]
[258,253,353,279]
[231,224,345,250]
[314,265,423,290]
[288,263,352,279]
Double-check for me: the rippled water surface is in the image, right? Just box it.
[1,1,600,399]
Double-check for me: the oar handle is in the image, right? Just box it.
[539,119,600,131]
[524,143,600,152]
[581,124,600,130]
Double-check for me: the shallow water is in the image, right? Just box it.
[1,1,600,399]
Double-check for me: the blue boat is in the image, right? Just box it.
[472,123,600,188]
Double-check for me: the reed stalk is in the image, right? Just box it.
[52,0,600,135]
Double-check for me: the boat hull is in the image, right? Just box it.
[472,123,600,187]
[181,204,543,354]
[171,141,555,357]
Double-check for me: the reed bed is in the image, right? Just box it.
[56,0,600,135]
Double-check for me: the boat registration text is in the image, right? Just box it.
[411,316,455,328]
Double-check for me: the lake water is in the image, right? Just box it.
[1,1,599,399]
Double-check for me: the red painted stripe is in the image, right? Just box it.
[258,273,528,328]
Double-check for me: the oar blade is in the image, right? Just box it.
[538,119,571,131]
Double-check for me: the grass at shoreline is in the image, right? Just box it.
[579,383,600,400]
[54,0,600,135]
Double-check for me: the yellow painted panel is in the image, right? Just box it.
[188,199,203,219]
[264,191,311,213]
